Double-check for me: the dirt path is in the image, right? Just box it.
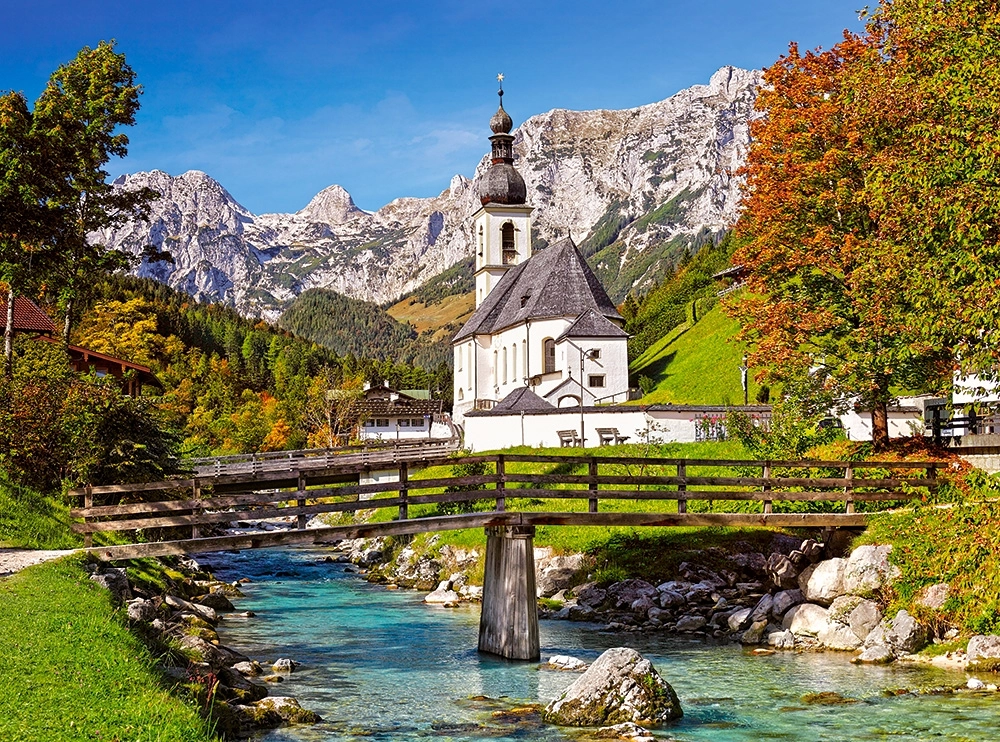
[0,548,78,578]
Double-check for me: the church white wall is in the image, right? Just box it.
[551,336,629,405]
[463,409,649,451]
[838,408,923,441]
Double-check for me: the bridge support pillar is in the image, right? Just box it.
[478,525,539,661]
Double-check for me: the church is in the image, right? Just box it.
[451,86,630,428]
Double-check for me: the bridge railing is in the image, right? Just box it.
[68,455,940,552]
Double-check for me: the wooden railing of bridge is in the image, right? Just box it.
[69,454,939,561]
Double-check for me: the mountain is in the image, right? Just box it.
[94,66,760,320]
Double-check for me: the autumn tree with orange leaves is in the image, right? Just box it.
[729,0,1000,448]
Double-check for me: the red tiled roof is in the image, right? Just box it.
[0,296,58,334]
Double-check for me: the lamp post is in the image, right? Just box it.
[565,339,600,447]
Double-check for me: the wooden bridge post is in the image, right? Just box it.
[297,472,308,530]
[191,479,202,539]
[676,462,687,514]
[844,464,855,514]
[398,462,409,521]
[588,458,599,513]
[84,484,93,548]
[495,455,506,512]
[762,462,773,515]
[478,525,539,661]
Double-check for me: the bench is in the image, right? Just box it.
[557,429,583,447]
[595,427,631,446]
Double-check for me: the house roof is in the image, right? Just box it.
[36,336,164,390]
[453,237,623,342]
[492,386,554,412]
[0,296,57,334]
[557,308,629,340]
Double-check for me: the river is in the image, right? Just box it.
[201,547,997,742]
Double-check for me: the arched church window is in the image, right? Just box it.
[543,338,556,374]
[502,347,508,384]
[511,344,517,383]
[501,222,516,265]
[478,225,484,257]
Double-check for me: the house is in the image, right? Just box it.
[451,88,630,426]
[355,384,452,441]
[1,295,161,397]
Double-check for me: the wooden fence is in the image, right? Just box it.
[69,455,939,557]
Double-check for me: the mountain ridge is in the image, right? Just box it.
[93,66,761,320]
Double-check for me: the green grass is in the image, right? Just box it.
[629,304,764,405]
[0,475,81,550]
[0,555,216,742]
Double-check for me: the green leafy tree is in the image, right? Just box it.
[33,40,157,341]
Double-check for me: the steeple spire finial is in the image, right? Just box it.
[480,74,525,206]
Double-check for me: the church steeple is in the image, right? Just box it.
[479,76,526,206]
[473,75,533,308]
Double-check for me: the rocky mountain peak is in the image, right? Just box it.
[296,184,363,225]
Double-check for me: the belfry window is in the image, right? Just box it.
[501,222,516,264]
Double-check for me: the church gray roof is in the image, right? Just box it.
[453,237,623,342]
[492,386,554,412]
[558,308,628,340]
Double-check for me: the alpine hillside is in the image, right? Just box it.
[94,66,760,320]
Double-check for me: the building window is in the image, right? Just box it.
[521,340,527,377]
[376,418,389,427]
[478,225,484,256]
[590,349,602,359]
[399,419,410,427]
[457,346,463,372]
[501,222,516,264]
[543,338,556,374]
[503,347,508,384]
[493,350,498,383]
[588,375,605,388]
[411,418,424,427]
[511,344,517,383]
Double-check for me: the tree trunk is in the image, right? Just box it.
[62,295,74,344]
[871,398,889,451]
[4,286,15,378]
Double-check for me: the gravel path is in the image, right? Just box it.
[0,548,77,578]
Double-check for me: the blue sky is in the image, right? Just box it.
[3,0,864,214]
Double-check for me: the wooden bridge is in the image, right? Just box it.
[69,454,938,661]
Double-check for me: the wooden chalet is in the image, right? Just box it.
[356,384,444,440]
[1,296,162,397]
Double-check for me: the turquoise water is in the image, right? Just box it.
[205,548,999,741]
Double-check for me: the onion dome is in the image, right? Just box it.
[479,81,526,206]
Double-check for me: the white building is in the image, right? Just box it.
[452,87,629,427]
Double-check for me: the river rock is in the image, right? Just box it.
[741,619,769,645]
[179,636,249,671]
[646,607,668,625]
[90,568,132,603]
[251,696,321,724]
[847,599,881,642]
[544,647,682,726]
[536,552,584,598]
[783,603,829,637]
[767,630,796,649]
[967,635,1000,671]
[882,610,928,654]
[233,661,264,677]
[843,545,900,595]
[166,594,218,623]
[727,607,752,632]
[271,658,300,674]
[658,590,686,608]
[817,622,863,651]
[766,553,799,590]
[853,644,895,664]
[606,580,658,610]
[217,667,269,703]
[424,581,461,605]
[575,584,608,608]
[675,614,708,632]
[800,539,823,562]
[798,559,847,606]
[126,598,158,622]
[543,655,589,671]
[771,589,805,618]
[915,583,951,610]
[568,604,597,621]
[595,721,655,741]
[749,594,774,623]
[198,592,236,612]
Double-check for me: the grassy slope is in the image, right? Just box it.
[629,304,763,405]
[0,476,81,550]
[0,556,215,742]
[387,293,474,342]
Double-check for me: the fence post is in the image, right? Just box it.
[926,463,938,500]
[676,462,687,514]
[932,407,942,444]
[589,458,599,513]
[844,464,855,514]
[496,455,506,512]
[191,479,202,539]
[398,462,409,521]
[762,462,772,515]
[297,472,308,529]
[84,484,93,548]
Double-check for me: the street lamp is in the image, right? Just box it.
[565,339,600,447]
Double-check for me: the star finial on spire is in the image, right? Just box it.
[497,72,504,100]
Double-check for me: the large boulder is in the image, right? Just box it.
[967,635,1000,671]
[827,596,882,644]
[544,647,682,727]
[782,603,829,638]
[606,581,658,610]
[864,610,928,656]
[797,559,847,606]
[766,553,799,590]
[915,583,951,611]
[843,545,900,595]
[536,552,585,598]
